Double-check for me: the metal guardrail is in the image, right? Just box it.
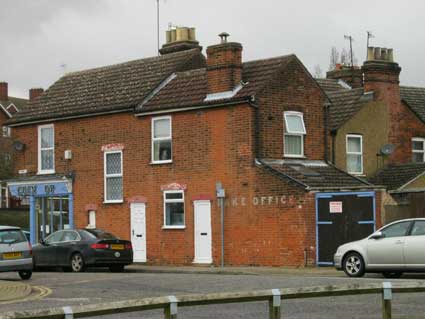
[2,281,425,319]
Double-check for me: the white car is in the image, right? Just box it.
[334,218,425,278]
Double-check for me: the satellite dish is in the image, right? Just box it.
[13,141,25,152]
[380,144,395,156]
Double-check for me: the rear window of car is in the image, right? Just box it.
[83,229,118,240]
[0,229,27,244]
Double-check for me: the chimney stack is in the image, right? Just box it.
[206,32,242,94]
[0,82,8,101]
[160,26,202,55]
[29,88,44,101]
[326,65,363,88]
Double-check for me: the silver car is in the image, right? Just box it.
[0,226,33,280]
[335,218,425,278]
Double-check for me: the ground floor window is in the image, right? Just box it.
[163,190,185,228]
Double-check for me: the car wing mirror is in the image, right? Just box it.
[370,231,384,240]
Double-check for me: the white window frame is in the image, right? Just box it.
[412,137,425,163]
[38,124,55,174]
[104,150,123,204]
[163,190,185,229]
[346,134,363,175]
[151,116,172,164]
[283,111,306,158]
[2,126,11,137]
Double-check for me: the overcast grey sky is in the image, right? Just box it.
[1,0,425,98]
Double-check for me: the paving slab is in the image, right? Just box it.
[0,280,32,302]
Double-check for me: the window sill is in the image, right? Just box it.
[103,200,124,204]
[150,160,173,165]
[283,155,306,159]
[37,170,56,175]
[348,172,364,176]
[162,226,186,230]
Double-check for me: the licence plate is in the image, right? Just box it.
[3,252,23,259]
[111,244,124,250]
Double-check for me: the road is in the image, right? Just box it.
[1,268,425,318]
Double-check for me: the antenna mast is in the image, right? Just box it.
[344,35,355,84]
[156,0,160,56]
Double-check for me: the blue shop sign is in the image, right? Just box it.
[9,182,70,197]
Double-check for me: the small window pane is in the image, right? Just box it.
[284,135,302,156]
[154,119,170,138]
[412,140,424,151]
[413,153,424,163]
[106,177,123,201]
[347,154,362,173]
[41,149,54,170]
[165,202,184,226]
[165,192,183,200]
[347,137,361,153]
[41,127,54,148]
[154,140,171,161]
[285,115,305,134]
[106,153,122,175]
[381,221,411,238]
[411,221,425,236]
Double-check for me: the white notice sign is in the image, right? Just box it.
[329,201,343,213]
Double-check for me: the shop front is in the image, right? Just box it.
[7,176,73,244]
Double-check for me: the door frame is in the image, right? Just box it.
[193,200,212,264]
[130,202,147,263]
[315,191,376,266]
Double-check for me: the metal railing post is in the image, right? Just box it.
[382,282,392,319]
[269,289,281,319]
[164,295,178,319]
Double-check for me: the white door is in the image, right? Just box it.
[130,203,146,262]
[194,200,212,264]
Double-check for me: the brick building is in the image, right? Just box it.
[318,46,425,224]
[5,28,380,266]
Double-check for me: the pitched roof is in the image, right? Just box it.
[7,49,205,125]
[400,86,425,123]
[369,163,425,191]
[259,159,372,191]
[0,97,28,117]
[315,78,350,92]
[137,55,296,113]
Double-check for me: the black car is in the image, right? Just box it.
[33,229,133,272]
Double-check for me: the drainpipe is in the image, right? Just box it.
[216,182,226,267]
[324,102,331,162]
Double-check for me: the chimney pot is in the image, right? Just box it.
[367,47,375,61]
[0,82,8,101]
[374,47,381,60]
[159,26,201,55]
[219,32,230,44]
[29,88,44,101]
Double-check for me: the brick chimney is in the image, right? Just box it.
[206,33,242,94]
[29,88,44,101]
[159,26,202,55]
[326,65,363,88]
[0,82,8,101]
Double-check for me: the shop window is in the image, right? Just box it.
[346,134,363,174]
[163,190,185,228]
[104,151,123,203]
[284,111,306,157]
[412,137,425,163]
[38,124,55,174]
[152,116,172,163]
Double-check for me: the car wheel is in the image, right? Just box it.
[109,265,125,273]
[18,270,32,280]
[70,253,85,272]
[382,272,403,279]
[343,252,365,277]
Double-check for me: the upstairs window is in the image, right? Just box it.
[284,111,306,157]
[38,124,55,174]
[104,151,123,203]
[152,117,172,163]
[163,190,185,228]
[412,138,425,163]
[346,134,363,174]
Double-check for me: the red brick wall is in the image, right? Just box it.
[257,58,327,160]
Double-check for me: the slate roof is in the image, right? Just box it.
[0,97,28,117]
[7,49,205,125]
[315,78,350,92]
[369,163,425,191]
[400,86,425,123]
[138,55,296,113]
[259,159,372,190]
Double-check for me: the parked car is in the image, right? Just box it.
[335,218,425,278]
[33,228,133,272]
[0,226,33,280]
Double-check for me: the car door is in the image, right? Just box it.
[366,221,412,268]
[34,231,64,266]
[55,231,81,266]
[403,220,425,269]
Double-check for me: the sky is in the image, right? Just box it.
[1,0,425,98]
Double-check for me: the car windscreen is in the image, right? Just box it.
[0,229,27,244]
[83,229,118,240]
